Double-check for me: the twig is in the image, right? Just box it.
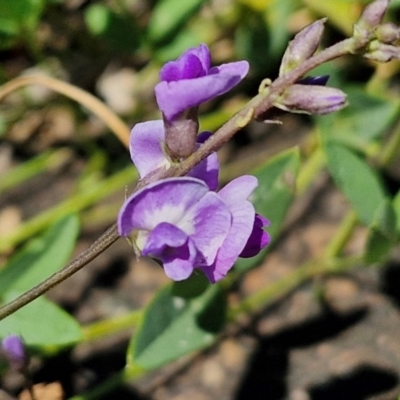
[0,35,369,321]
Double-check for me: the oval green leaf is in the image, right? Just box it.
[324,142,387,226]
[129,273,225,369]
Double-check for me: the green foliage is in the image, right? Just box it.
[365,200,397,263]
[129,273,226,369]
[317,86,400,150]
[0,216,82,347]
[324,142,387,226]
[235,148,300,273]
[147,0,205,45]
[84,4,142,53]
[0,0,45,49]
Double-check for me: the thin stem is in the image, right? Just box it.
[82,310,142,341]
[0,224,119,319]
[0,75,130,148]
[323,211,359,259]
[228,255,362,320]
[0,34,370,320]
[378,116,400,167]
[0,165,137,253]
[0,148,72,193]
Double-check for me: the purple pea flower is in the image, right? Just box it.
[130,119,219,190]
[2,334,28,371]
[155,43,249,122]
[118,176,269,282]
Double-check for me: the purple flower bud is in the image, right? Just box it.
[275,84,347,115]
[2,335,28,372]
[279,19,326,75]
[365,41,400,62]
[155,44,249,122]
[357,0,390,31]
[164,108,199,159]
[376,22,400,44]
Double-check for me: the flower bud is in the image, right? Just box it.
[164,108,199,159]
[2,335,28,372]
[365,41,400,62]
[376,22,400,44]
[357,0,390,31]
[275,84,347,115]
[279,19,326,75]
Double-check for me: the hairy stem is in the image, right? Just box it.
[0,34,370,320]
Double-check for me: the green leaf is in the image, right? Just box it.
[235,148,300,273]
[317,86,400,149]
[0,215,80,295]
[391,189,400,235]
[0,215,82,348]
[365,200,397,264]
[0,292,82,348]
[129,273,225,369]
[0,0,45,32]
[84,4,141,53]
[324,142,387,226]
[147,0,205,44]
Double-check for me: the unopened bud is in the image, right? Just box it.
[365,41,400,62]
[275,84,347,115]
[358,0,390,30]
[164,108,199,159]
[2,335,28,372]
[279,19,326,75]
[376,22,400,44]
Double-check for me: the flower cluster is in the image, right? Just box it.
[118,44,270,283]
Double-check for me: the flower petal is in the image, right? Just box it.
[118,177,210,236]
[209,60,249,81]
[240,214,270,258]
[201,199,255,283]
[160,44,210,81]
[200,176,258,282]
[188,148,219,190]
[143,222,197,280]
[187,191,232,266]
[218,175,258,206]
[155,71,248,121]
[130,120,169,178]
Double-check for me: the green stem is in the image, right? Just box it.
[228,255,362,321]
[296,145,326,194]
[0,166,137,253]
[379,116,400,167]
[0,148,72,193]
[82,310,143,342]
[324,211,358,259]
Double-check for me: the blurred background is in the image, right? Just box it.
[2,0,400,399]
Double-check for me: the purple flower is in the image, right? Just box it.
[155,43,249,121]
[275,84,347,115]
[2,335,27,371]
[130,119,219,190]
[118,176,269,282]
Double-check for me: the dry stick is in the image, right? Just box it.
[0,37,361,321]
[0,75,130,148]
